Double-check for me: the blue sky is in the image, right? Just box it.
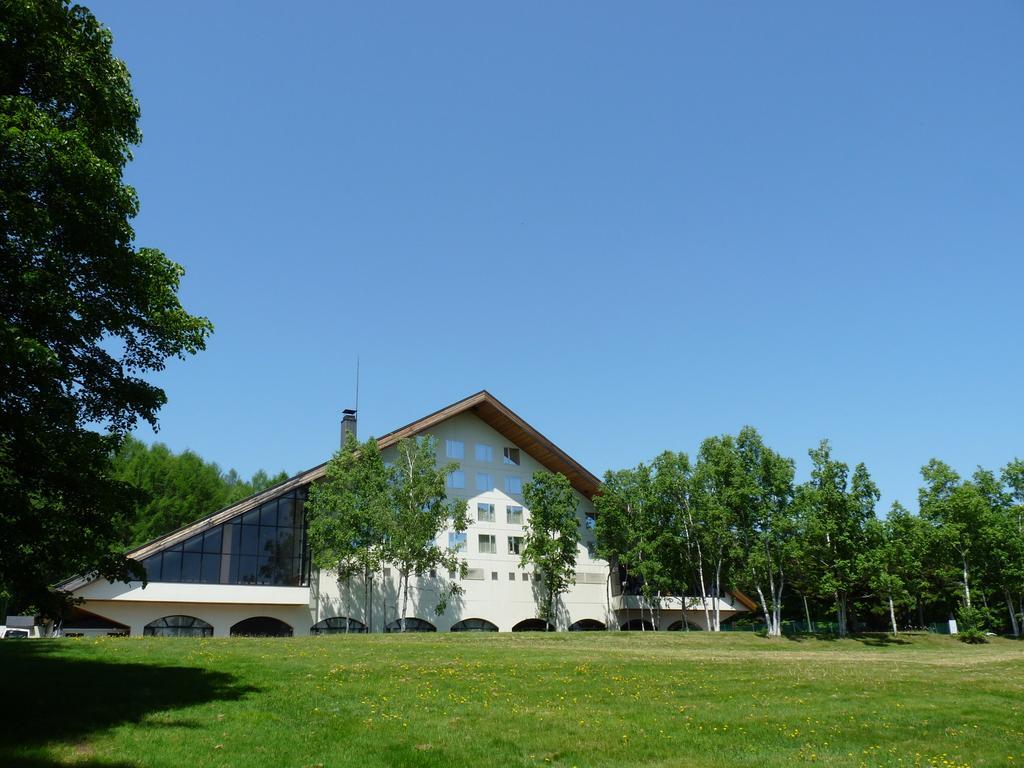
[91,1,1023,511]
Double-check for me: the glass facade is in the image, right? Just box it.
[141,489,310,587]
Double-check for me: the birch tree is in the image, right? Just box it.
[594,465,666,630]
[652,451,709,630]
[918,459,987,610]
[864,503,919,635]
[733,428,797,638]
[797,441,878,638]
[999,460,1024,635]
[521,471,580,629]
[386,436,469,632]
[305,433,390,631]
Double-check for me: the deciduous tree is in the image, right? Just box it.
[521,471,580,629]
[1,0,212,612]
[386,436,469,632]
[305,433,391,631]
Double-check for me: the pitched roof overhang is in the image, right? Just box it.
[59,390,600,593]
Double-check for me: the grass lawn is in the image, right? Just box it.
[2,632,1022,768]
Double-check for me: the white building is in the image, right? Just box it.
[59,392,754,637]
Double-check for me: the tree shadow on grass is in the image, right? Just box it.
[782,631,913,646]
[0,643,258,766]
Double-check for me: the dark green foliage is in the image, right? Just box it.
[1,0,212,612]
[110,436,288,548]
[957,604,990,645]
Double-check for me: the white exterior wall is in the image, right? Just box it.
[68,410,748,635]
[313,412,612,632]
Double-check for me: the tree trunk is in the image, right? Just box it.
[755,584,774,636]
[364,566,372,633]
[836,593,848,638]
[962,557,971,608]
[694,545,711,633]
[888,594,898,635]
[803,594,813,634]
[770,574,784,638]
[916,595,924,630]
[680,596,690,631]
[1006,590,1020,637]
[712,561,722,632]
[400,571,409,633]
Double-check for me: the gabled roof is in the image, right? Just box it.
[60,391,600,591]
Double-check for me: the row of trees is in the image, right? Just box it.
[594,427,1024,638]
[110,436,289,548]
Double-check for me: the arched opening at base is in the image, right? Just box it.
[385,618,437,633]
[311,617,367,635]
[569,619,606,632]
[144,615,213,638]
[620,619,655,631]
[512,618,555,632]
[230,617,293,637]
[450,618,498,632]
[667,620,704,631]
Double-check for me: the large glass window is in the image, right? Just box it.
[448,531,467,552]
[141,489,310,587]
[447,470,465,489]
[445,440,464,459]
[478,534,497,554]
[475,444,493,462]
[506,505,524,525]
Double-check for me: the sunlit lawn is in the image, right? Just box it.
[2,632,1022,768]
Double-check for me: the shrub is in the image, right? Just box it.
[958,627,988,644]
[956,606,990,644]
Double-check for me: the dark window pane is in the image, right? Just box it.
[240,525,259,555]
[181,553,201,582]
[259,501,278,526]
[291,530,304,559]
[259,526,276,554]
[278,497,295,527]
[201,554,220,583]
[203,528,222,554]
[142,554,162,581]
[277,527,295,551]
[257,555,274,584]
[237,555,257,584]
[241,509,259,526]
[161,550,182,581]
[184,534,203,554]
[227,522,240,554]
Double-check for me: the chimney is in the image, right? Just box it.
[340,409,357,446]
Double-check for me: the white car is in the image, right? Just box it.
[0,627,31,639]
